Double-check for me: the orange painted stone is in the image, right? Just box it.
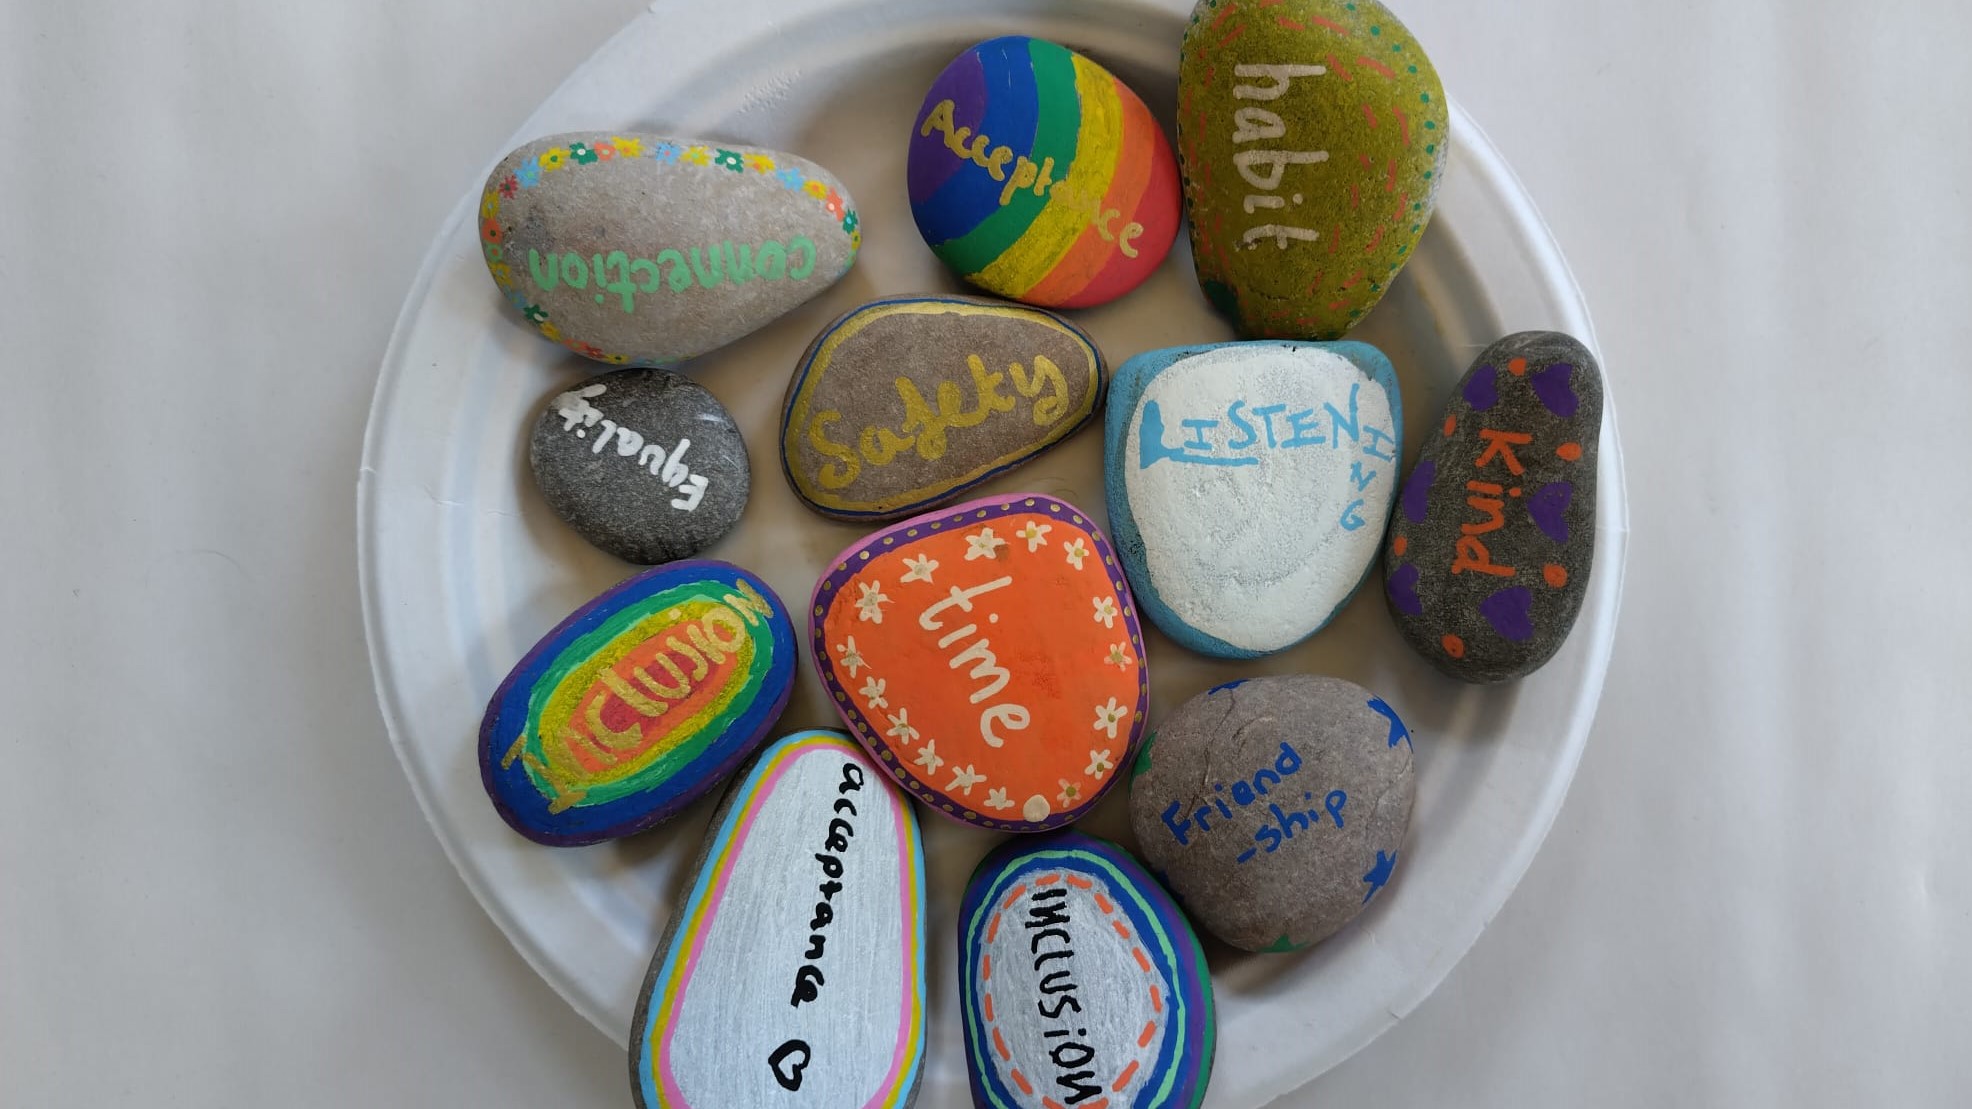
[810,493,1150,831]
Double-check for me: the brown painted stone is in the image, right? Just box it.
[1128,674,1414,952]
[780,295,1103,521]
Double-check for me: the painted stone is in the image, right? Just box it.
[531,369,749,564]
[811,493,1149,831]
[1384,331,1602,682]
[631,730,926,1109]
[909,36,1182,309]
[959,831,1215,1109]
[1128,675,1413,952]
[478,132,860,367]
[1177,0,1447,339]
[479,561,797,845]
[1103,341,1402,659]
[781,295,1105,521]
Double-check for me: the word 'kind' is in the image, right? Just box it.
[806,354,1073,490]
[920,100,1147,258]
[1450,428,1533,578]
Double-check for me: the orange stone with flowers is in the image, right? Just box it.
[810,493,1150,831]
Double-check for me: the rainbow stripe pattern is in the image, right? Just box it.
[478,560,796,846]
[908,36,1182,309]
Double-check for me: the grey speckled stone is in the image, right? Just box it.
[1127,674,1414,952]
[530,369,749,564]
[1383,331,1603,683]
[479,132,860,367]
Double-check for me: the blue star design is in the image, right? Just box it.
[1366,697,1412,749]
[1361,850,1398,904]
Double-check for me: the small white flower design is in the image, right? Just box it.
[1056,778,1082,807]
[886,709,919,744]
[1015,521,1052,551]
[1092,596,1118,629]
[901,554,938,584]
[914,739,945,776]
[835,636,865,677]
[860,676,888,709]
[985,787,1014,811]
[1093,697,1129,740]
[1063,538,1089,570]
[855,580,891,624]
[1086,749,1114,777]
[1104,642,1132,670]
[947,764,985,795]
[965,527,1008,561]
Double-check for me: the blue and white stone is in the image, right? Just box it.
[1102,341,1403,658]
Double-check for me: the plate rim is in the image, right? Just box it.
[358,2,1631,1101]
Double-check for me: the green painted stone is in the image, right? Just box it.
[1178,0,1447,339]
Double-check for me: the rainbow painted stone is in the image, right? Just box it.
[479,560,796,845]
[632,730,926,1109]
[909,36,1182,309]
[959,831,1215,1109]
[1178,0,1447,338]
[1384,332,1603,683]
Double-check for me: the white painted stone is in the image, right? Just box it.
[1122,345,1398,653]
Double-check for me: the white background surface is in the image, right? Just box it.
[4,0,1969,1105]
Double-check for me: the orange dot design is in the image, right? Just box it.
[1507,358,1528,376]
[1556,442,1583,461]
[1441,634,1466,659]
[1392,535,1408,557]
[1543,564,1569,588]
[1442,414,1456,436]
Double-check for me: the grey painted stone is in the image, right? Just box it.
[1383,331,1603,683]
[1127,675,1414,952]
[479,132,861,367]
[530,369,749,564]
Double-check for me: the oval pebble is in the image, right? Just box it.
[811,493,1149,832]
[479,132,859,366]
[780,294,1104,521]
[1384,331,1603,682]
[1177,0,1447,338]
[909,36,1182,308]
[631,730,926,1109]
[959,831,1215,1109]
[1103,340,1403,658]
[1128,674,1414,952]
[478,560,796,845]
[531,368,749,564]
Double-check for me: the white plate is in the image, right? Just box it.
[359,1,1629,1104]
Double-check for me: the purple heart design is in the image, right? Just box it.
[1386,562,1424,616]
[1479,586,1535,642]
[1399,460,1436,524]
[1530,363,1579,418]
[1527,481,1574,544]
[1463,364,1500,411]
